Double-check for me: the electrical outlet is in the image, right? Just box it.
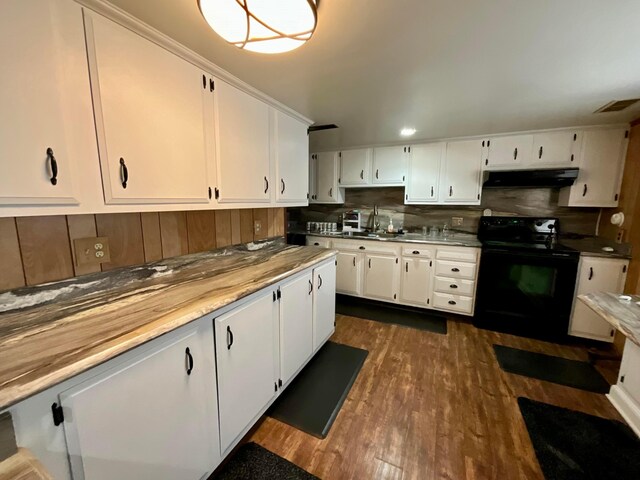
[451,217,463,227]
[74,237,111,266]
[616,229,624,244]
[254,220,262,235]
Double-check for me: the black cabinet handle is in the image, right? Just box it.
[450,284,458,289]
[360,169,364,179]
[353,257,356,266]
[329,187,333,198]
[318,275,323,289]
[314,242,320,246]
[308,279,313,295]
[281,178,285,194]
[368,258,372,268]
[375,169,379,179]
[226,326,234,350]
[538,146,543,159]
[583,184,588,197]
[413,250,420,254]
[359,246,365,250]
[451,267,460,272]
[448,300,457,305]
[120,158,128,189]
[431,186,434,197]
[405,262,408,273]
[588,267,593,280]
[449,186,453,197]
[185,347,194,375]
[514,147,518,160]
[264,176,269,194]
[46,148,58,186]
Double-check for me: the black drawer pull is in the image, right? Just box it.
[46,148,58,185]
[226,326,234,350]
[264,176,269,194]
[449,284,458,289]
[281,178,286,194]
[588,267,593,280]
[119,158,128,189]
[513,147,518,160]
[359,246,365,250]
[185,347,194,375]
[368,258,372,268]
[375,169,379,179]
[451,267,460,272]
[448,300,456,305]
[360,169,364,179]
[314,242,320,246]
[538,146,543,159]
[583,184,588,197]
[412,250,420,254]
[329,187,333,197]
[449,186,453,197]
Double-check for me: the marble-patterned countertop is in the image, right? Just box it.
[0,239,336,410]
[579,292,640,346]
[560,236,632,259]
[298,230,482,248]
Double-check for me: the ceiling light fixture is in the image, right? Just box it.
[400,128,417,137]
[198,0,318,54]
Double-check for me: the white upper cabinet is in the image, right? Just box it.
[530,130,581,167]
[372,146,407,185]
[313,152,344,203]
[484,135,533,169]
[405,143,444,203]
[559,127,628,207]
[339,149,372,186]
[216,81,271,203]
[0,0,93,206]
[442,140,482,204]
[274,110,309,205]
[85,12,210,205]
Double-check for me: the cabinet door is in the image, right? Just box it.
[85,12,210,205]
[336,251,362,295]
[339,149,371,186]
[313,261,337,351]
[275,111,309,204]
[442,140,482,203]
[569,257,628,341]
[215,292,277,452]
[372,146,407,185]
[400,257,432,306]
[279,272,314,385]
[60,323,217,480]
[364,254,399,302]
[406,143,443,203]
[0,0,91,205]
[216,81,270,203]
[309,154,317,202]
[563,128,628,207]
[315,152,341,203]
[531,131,580,167]
[485,135,533,169]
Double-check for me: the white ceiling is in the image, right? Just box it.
[107,0,640,150]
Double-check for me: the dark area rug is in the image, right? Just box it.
[494,345,610,393]
[268,341,368,438]
[518,397,640,480]
[336,294,447,334]
[210,442,319,480]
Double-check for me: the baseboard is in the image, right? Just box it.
[607,385,640,438]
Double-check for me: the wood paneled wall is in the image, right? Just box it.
[0,208,285,293]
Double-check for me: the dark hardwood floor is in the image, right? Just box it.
[250,314,622,480]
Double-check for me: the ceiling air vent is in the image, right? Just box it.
[594,99,640,113]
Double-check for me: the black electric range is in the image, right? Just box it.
[474,216,579,340]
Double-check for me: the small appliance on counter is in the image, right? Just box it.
[342,210,362,232]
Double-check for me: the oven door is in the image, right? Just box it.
[474,248,579,338]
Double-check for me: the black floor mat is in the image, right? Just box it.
[494,345,610,393]
[336,294,447,334]
[518,397,640,480]
[268,341,368,439]
[210,442,318,480]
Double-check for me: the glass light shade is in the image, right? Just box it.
[198,0,318,54]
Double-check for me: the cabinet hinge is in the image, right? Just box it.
[396,258,398,264]
[335,260,338,266]
[339,152,342,158]
[406,194,408,200]
[214,187,220,200]
[623,264,627,273]
[477,194,480,200]
[338,177,341,184]
[393,293,397,300]
[307,193,309,199]
[209,78,215,92]
[273,291,277,302]
[51,402,64,426]
[208,187,212,199]
[274,382,278,392]
[429,261,432,267]
[402,176,405,181]
[621,375,625,383]
[485,159,488,166]
[573,133,577,141]
[278,378,283,387]
[615,193,619,201]
[427,298,430,305]
[625,130,629,139]
[277,288,282,300]
[610,329,615,337]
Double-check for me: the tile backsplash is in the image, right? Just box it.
[288,187,600,235]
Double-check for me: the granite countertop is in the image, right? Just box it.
[299,230,482,248]
[0,239,336,410]
[560,236,632,259]
[579,292,640,346]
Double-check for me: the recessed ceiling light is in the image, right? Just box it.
[198,0,318,54]
[400,128,417,137]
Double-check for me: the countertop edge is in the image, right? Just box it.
[578,293,640,347]
[0,248,337,410]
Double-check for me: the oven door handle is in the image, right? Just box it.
[482,248,578,263]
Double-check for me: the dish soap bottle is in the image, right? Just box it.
[387,218,394,233]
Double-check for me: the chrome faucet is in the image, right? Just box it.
[372,205,380,232]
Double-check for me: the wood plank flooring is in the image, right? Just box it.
[251,315,622,480]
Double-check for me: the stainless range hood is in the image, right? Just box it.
[482,168,579,188]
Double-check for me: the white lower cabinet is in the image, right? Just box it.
[59,318,219,480]
[336,251,362,296]
[313,261,337,351]
[400,256,433,307]
[569,256,628,342]
[364,254,399,302]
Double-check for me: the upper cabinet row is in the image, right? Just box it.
[310,126,628,207]
[0,0,310,216]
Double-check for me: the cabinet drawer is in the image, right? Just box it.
[434,276,475,296]
[333,239,399,255]
[306,236,332,248]
[435,260,476,279]
[436,247,479,263]
[432,292,473,314]
[401,246,436,258]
